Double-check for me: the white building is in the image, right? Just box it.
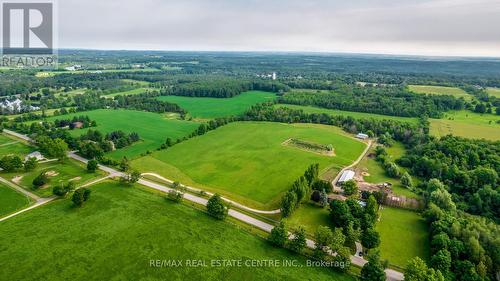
[337,170,355,184]
[272,72,277,80]
[356,133,369,140]
[64,65,82,71]
[25,151,45,162]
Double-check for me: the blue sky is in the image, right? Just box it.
[58,0,500,57]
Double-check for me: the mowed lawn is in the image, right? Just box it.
[408,85,472,99]
[274,104,419,124]
[0,159,103,197]
[284,202,331,235]
[0,183,31,217]
[430,110,500,141]
[132,122,366,209]
[0,137,34,158]
[158,91,276,119]
[0,181,354,281]
[41,109,200,160]
[376,207,430,268]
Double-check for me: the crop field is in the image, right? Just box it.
[132,122,366,209]
[408,85,472,99]
[0,181,354,281]
[41,109,200,160]
[158,91,276,119]
[0,183,31,217]
[376,207,430,268]
[0,159,103,197]
[429,110,500,141]
[274,104,419,124]
[486,87,500,98]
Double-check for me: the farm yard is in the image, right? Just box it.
[158,91,277,119]
[274,104,419,124]
[429,110,500,141]
[0,181,354,281]
[132,122,367,209]
[40,109,200,160]
[0,183,31,217]
[408,85,472,99]
[376,207,430,268]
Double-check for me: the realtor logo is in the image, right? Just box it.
[2,1,54,54]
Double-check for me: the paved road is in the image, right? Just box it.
[142,173,281,214]
[3,129,32,142]
[4,129,403,280]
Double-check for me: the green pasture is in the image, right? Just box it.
[429,110,500,141]
[40,109,200,160]
[376,207,430,268]
[408,85,472,99]
[158,91,276,119]
[274,104,419,124]
[0,183,31,217]
[132,122,366,209]
[0,181,354,281]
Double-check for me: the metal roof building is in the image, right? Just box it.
[338,170,355,184]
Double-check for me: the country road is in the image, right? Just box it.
[3,129,403,281]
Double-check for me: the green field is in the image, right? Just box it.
[486,87,500,98]
[284,202,331,235]
[408,85,472,99]
[132,122,366,209]
[0,134,16,145]
[36,68,160,77]
[0,181,354,281]
[275,104,419,124]
[158,91,276,119]
[430,110,500,141]
[376,207,430,268]
[0,159,103,197]
[103,87,151,98]
[41,109,200,160]
[0,139,34,158]
[0,183,31,217]
[357,143,420,199]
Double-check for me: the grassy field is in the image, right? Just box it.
[284,202,331,235]
[376,207,430,268]
[103,87,151,98]
[357,143,420,199]
[486,87,500,98]
[275,104,419,124]
[429,110,500,141]
[0,181,354,281]
[0,159,103,197]
[0,133,16,145]
[408,85,472,99]
[0,139,34,158]
[36,68,160,77]
[132,122,366,209]
[41,109,200,160]
[158,91,276,119]
[0,183,31,217]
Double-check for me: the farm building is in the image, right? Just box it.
[25,151,45,162]
[337,170,355,184]
[356,133,369,140]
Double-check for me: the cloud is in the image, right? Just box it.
[57,0,500,57]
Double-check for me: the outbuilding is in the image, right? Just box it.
[337,170,355,185]
[356,133,369,140]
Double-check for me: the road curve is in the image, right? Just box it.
[4,129,403,280]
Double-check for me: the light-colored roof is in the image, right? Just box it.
[338,170,355,183]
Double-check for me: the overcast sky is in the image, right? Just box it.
[57,0,500,57]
